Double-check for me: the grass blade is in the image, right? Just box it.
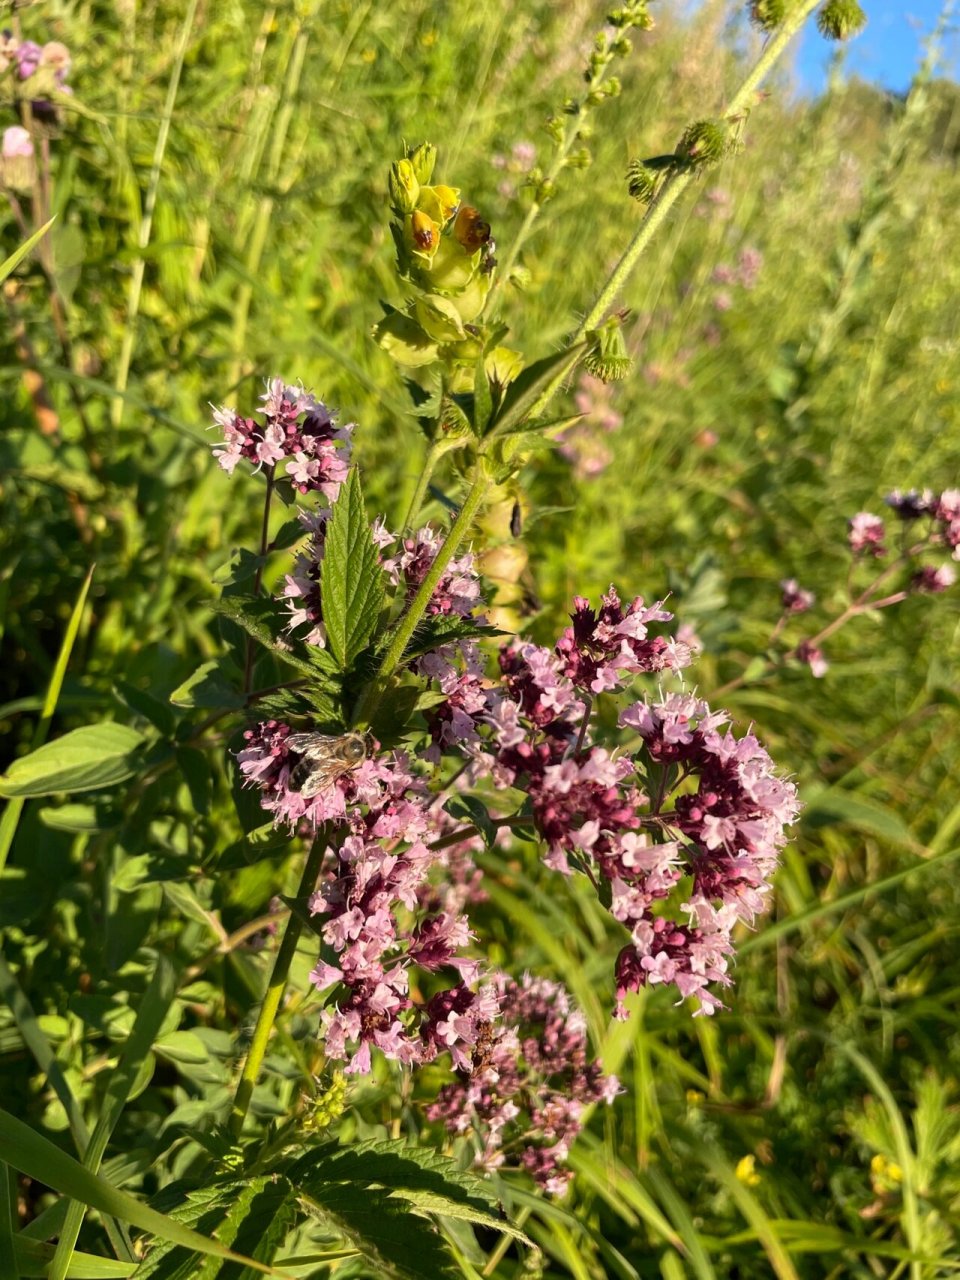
[0,564,94,874]
[48,956,180,1280]
[0,217,56,285]
[0,1107,282,1275]
[0,1162,19,1279]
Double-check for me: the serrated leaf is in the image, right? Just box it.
[170,663,245,711]
[402,616,504,665]
[0,725,146,798]
[487,341,587,436]
[497,411,583,438]
[444,796,497,849]
[319,470,385,671]
[210,597,316,678]
[299,1183,456,1280]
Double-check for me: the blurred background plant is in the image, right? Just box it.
[2,0,960,1276]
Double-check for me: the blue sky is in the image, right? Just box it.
[794,1,959,93]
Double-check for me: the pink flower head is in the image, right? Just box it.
[848,512,886,558]
[795,639,828,678]
[555,587,691,695]
[780,578,815,614]
[211,377,353,499]
[426,974,617,1193]
[2,126,33,159]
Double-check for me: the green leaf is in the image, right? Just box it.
[443,796,497,848]
[129,1177,295,1280]
[1,1163,18,1280]
[0,724,146,799]
[14,1235,136,1276]
[0,216,56,284]
[48,958,179,1280]
[802,786,919,849]
[210,597,317,678]
[487,341,587,436]
[473,354,493,434]
[401,615,504,665]
[319,469,385,671]
[496,411,583,438]
[0,1109,278,1275]
[170,663,245,711]
[0,566,94,870]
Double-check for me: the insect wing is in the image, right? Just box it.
[297,760,344,799]
[287,732,336,758]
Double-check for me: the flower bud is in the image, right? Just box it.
[418,183,460,224]
[407,140,437,184]
[748,0,786,30]
[423,236,477,292]
[373,310,438,367]
[612,35,633,56]
[677,120,728,171]
[627,159,657,203]
[585,317,632,383]
[415,293,467,343]
[816,0,867,40]
[389,158,419,213]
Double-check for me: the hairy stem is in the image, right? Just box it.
[229,837,327,1137]
[353,466,491,727]
[243,466,276,694]
[525,0,822,423]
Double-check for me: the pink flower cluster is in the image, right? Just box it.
[0,34,71,88]
[850,491,960,570]
[474,629,800,1014]
[238,722,493,1075]
[557,373,624,479]
[556,588,693,693]
[211,378,353,499]
[426,973,619,1196]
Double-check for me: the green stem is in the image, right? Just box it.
[229,838,327,1137]
[402,437,446,532]
[525,0,822,423]
[353,466,491,728]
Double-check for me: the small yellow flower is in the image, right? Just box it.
[736,1154,761,1187]
[870,1153,902,1190]
[685,1088,705,1106]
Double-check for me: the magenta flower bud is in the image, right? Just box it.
[780,578,815,614]
[848,512,886,557]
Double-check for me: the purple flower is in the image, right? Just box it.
[555,588,692,695]
[211,377,353,499]
[848,512,886,557]
[426,974,618,1194]
[14,41,41,79]
[911,564,956,594]
[795,639,829,678]
[884,488,933,520]
[780,578,815,614]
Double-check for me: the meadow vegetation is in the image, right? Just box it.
[2,1,960,1276]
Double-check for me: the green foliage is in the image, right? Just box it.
[318,468,385,672]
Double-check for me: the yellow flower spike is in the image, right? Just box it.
[735,1154,761,1187]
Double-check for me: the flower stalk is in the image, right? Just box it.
[228,835,327,1137]
[353,464,491,727]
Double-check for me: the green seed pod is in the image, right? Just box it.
[748,0,786,30]
[677,119,728,171]
[415,294,467,343]
[407,141,437,185]
[388,158,419,213]
[627,159,658,203]
[605,76,622,97]
[302,1072,347,1133]
[535,179,556,203]
[373,310,439,367]
[565,147,592,170]
[585,316,632,383]
[611,35,633,56]
[816,0,867,40]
